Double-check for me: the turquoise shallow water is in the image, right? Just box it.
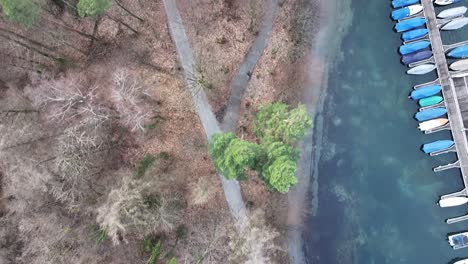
[304,1,468,263]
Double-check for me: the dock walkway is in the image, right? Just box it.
[421,0,468,223]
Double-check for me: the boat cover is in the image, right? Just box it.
[448,45,468,58]
[410,85,442,100]
[392,0,419,8]
[450,234,468,249]
[422,140,454,153]
[395,17,426,32]
[392,7,411,20]
[442,17,468,30]
[415,107,447,121]
[402,50,432,65]
[399,40,431,55]
[419,95,443,107]
[437,6,468,18]
[402,28,428,41]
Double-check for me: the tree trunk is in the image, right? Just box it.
[115,0,145,22]
[41,17,98,41]
[0,33,59,60]
[0,27,56,53]
[106,14,139,34]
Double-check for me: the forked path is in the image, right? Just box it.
[221,0,279,131]
[163,0,247,222]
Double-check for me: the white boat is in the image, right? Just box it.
[449,232,468,250]
[418,118,449,131]
[438,196,468,207]
[454,258,468,264]
[407,64,437,75]
[451,71,468,78]
[435,0,462,6]
[450,59,468,71]
[438,6,468,18]
[442,17,468,30]
[408,4,424,15]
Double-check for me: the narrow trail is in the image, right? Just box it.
[162,0,247,222]
[221,0,278,131]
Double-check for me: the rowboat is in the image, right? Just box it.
[392,4,423,20]
[448,232,468,250]
[437,6,468,18]
[418,118,449,131]
[414,107,447,121]
[402,28,428,41]
[434,0,461,6]
[452,71,468,78]
[450,59,468,71]
[402,50,432,65]
[407,63,436,75]
[448,45,468,58]
[395,17,426,32]
[409,84,442,100]
[441,17,468,30]
[399,40,431,55]
[422,139,454,153]
[392,0,419,8]
[438,196,468,207]
[418,95,443,107]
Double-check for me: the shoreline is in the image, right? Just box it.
[287,0,353,262]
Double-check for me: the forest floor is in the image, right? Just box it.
[0,0,319,263]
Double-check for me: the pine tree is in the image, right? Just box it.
[0,0,42,27]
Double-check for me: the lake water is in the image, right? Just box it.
[304,0,468,263]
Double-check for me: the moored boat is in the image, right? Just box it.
[435,0,462,6]
[407,63,436,75]
[452,71,468,78]
[402,50,432,65]
[438,196,468,207]
[450,59,468,71]
[402,28,428,41]
[448,232,468,250]
[395,17,426,32]
[418,95,443,107]
[415,107,447,121]
[410,84,442,100]
[392,0,420,8]
[441,17,468,30]
[448,45,468,58]
[399,40,431,55]
[392,4,423,20]
[418,118,449,131]
[454,258,468,264]
[422,139,454,153]
[437,6,468,18]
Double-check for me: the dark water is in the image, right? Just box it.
[304,1,468,263]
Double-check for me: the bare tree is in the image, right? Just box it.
[111,69,150,132]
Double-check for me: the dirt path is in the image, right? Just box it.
[163,0,247,222]
[221,0,278,131]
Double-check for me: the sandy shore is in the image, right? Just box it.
[287,0,353,263]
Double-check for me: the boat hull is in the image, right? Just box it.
[435,0,461,6]
[392,5,423,20]
[395,17,426,32]
[399,40,431,55]
[407,64,436,75]
[439,196,468,207]
[392,0,419,8]
[402,28,428,41]
[410,84,442,100]
[418,118,449,131]
[442,17,468,30]
[415,107,447,121]
[450,59,468,71]
[402,50,432,65]
[437,6,468,18]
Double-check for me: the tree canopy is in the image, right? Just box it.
[77,0,112,17]
[0,0,42,27]
[209,103,312,193]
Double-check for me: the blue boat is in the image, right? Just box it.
[395,17,427,32]
[392,0,419,8]
[402,50,432,65]
[399,40,431,55]
[392,5,423,20]
[448,45,468,58]
[402,28,428,41]
[422,140,454,153]
[409,84,442,100]
[415,107,447,121]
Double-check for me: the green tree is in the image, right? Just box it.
[254,102,312,144]
[262,156,297,193]
[0,0,42,27]
[77,0,112,17]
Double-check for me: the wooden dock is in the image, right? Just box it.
[420,0,468,224]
